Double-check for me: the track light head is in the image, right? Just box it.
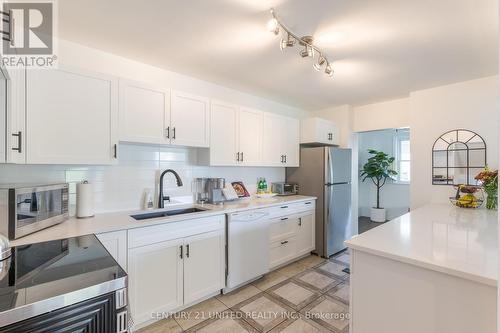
[280,33,295,51]
[325,62,334,77]
[267,18,279,35]
[313,55,326,71]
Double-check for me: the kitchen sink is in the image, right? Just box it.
[131,207,208,221]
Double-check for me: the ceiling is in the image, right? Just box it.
[58,0,498,111]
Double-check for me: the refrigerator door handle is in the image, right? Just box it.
[326,148,334,185]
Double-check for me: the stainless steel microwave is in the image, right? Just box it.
[0,183,69,240]
[271,182,299,196]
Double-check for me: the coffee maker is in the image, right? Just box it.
[192,178,226,204]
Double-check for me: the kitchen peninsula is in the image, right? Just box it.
[346,204,497,333]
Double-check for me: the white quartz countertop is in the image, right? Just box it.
[346,204,498,286]
[11,195,316,247]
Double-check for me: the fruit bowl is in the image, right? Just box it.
[449,185,484,209]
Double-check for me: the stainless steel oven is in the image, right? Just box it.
[0,183,69,240]
[271,182,299,196]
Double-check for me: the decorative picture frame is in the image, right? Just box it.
[231,181,250,198]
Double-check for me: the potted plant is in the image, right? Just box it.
[475,168,498,210]
[360,149,398,222]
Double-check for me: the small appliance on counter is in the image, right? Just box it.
[0,234,128,332]
[271,182,299,196]
[0,183,69,240]
[192,178,227,204]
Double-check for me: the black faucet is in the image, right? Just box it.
[158,169,183,208]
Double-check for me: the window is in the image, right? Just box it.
[394,129,410,183]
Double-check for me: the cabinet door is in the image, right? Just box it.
[316,118,332,144]
[170,90,209,147]
[283,117,300,167]
[183,230,224,304]
[262,113,284,166]
[238,108,262,166]
[96,230,128,271]
[26,66,118,164]
[128,239,183,326]
[119,79,169,144]
[210,100,238,165]
[5,67,25,163]
[296,213,315,255]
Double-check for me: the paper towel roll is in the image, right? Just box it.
[76,181,94,218]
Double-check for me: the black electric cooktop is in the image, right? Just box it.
[0,235,127,314]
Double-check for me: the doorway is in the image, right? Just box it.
[356,128,410,233]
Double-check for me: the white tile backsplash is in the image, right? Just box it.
[0,143,285,214]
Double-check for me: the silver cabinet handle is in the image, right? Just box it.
[11,131,21,153]
[284,155,287,163]
[280,217,288,221]
[172,127,176,139]
[179,245,183,259]
[236,152,240,162]
[280,205,288,209]
[186,244,190,258]
[166,126,170,139]
[298,218,302,226]
[240,152,244,162]
[281,240,289,245]
[113,144,118,159]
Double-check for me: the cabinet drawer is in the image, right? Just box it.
[269,217,298,243]
[268,200,315,218]
[128,215,225,249]
[269,237,296,269]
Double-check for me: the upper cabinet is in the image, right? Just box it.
[208,104,263,166]
[26,66,118,164]
[209,100,238,166]
[262,113,299,167]
[119,79,169,145]
[300,117,339,146]
[238,108,263,166]
[170,90,209,148]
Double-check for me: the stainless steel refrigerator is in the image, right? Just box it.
[286,147,352,257]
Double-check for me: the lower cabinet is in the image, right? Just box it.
[127,216,225,328]
[128,238,184,325]
[96,230,128,271]
[295,213,315,255]
[269,209,315,269]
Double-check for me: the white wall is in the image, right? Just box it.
[358,129,410,219]
[353,97,410,132]
[0,144,284,214]
[58,39,308,118]
[410,76,499,208]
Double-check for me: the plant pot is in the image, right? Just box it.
[370,208,386,223]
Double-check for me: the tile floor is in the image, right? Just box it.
[137,251,350,333]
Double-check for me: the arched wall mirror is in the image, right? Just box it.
[432,129,486,185]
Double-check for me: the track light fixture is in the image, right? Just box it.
[268,8,333,78]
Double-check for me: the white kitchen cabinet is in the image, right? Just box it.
[209,100,238,165]
[295,213,315,255]
[237,107,262,166]
[26,66,118,164]
[128,238,184,326]
[170,90,209,147]
[119,79,169,144]
[262,113,284,166]
[183,230,225,304]
[268,202,316,269]
[5,67,26,163]
[96,230,128,271]
[300,117,339,146]
[283,117,300,166]
[127,215,225,329]
[262,113,300,167]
